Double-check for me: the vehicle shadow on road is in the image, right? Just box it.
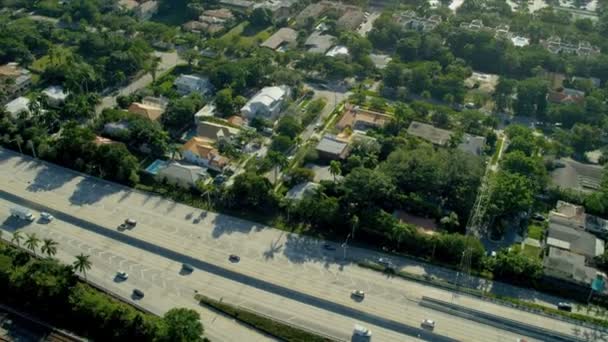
[68,178,121,206]
[0,216,32,232]
[26,165,78,193]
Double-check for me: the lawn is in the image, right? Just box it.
[513,244,542,259]
[212,22,273,50]
[527,224,545,240]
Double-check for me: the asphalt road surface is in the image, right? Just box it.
[0,148,600,342]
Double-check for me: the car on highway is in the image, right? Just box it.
[378,258,393,268]
[421,319,435,331]
[557,302,572,312]
[351,290,365,299]
[117,223,129,230]
[125,218,137,227]
[229,254,240,263]
[132,289,144,299]
[116,271,128,280]
[182,263,194,273]
[353,324,372,337]
[40,212,54,222]
[322,243,336,251]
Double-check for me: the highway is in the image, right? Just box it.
[0,148,599,341]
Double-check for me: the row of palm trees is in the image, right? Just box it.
[3,231,92,279]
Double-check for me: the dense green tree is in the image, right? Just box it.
[250,7,273,27]
[487,171,534,219]
[214,88,236,117]
[162,94,204,131]
[73,254,92,280]
[270,135,293,153]
[276,115,302,139]
[223,172,275,210]
[163,308,204,342]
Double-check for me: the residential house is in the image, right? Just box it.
[196,120,240,143]
[261,27,298,51]
[335,104,392,132]
[542,36,600,56]
[407,121,486,156]
[0,62,32,102]
[304,31,335,54]
[543,247,601,287]
[118,0,139,10]
[156,161,209,188]
[93,136,120,146]
[219,0,254,12]
[325,45,349,58]
[103,122,130,136]
[182,137,230,172]
[240,85,289,120]
[460,19,484,31]
[511,36,530,47]
[135,1,158,20]
[397,11,441,32]
[547,88,585,105]
[543,201,608,293]
[547,218,604,259]
[550,158,603,193]
[5,96,30,118]
[42,86,68,107]
[369,54,392,70]
[336,7,365,30]
[175,75,214,96]
[255,0,298,21]
[183,8,235,34]
[194,103,217,123]
[295,1,331,28]
[285,182,320,201]
[128,97,168,121]
[315,134,350,160]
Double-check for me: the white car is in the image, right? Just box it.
[421,319,435,330]
[40,212,54,221]
[353,324,372,337]
[351,290,365,299]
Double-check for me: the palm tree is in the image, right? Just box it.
[41,239,58,258]
[73,254,92,280]
[25,233,40,256]
[11,231,23,246]
[329,160,341,183]
[14,135,23,154]
[146,56,161,82]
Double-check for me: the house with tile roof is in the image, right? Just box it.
[181,137,230,172]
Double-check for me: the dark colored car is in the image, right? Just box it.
[182,263,194,273]
[229,254,240,263]
[132,289,144,299]
[557,302,572,312]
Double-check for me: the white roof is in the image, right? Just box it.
[5,96,30,117]
[43,85,68,101]
[547,237,571,250]
[242,86,287,110]
[325,45,349,57]
[194,103,216,119]
[157,162,208,185]
[511,36,530,47]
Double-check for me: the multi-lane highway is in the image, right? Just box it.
[0,148,601,341]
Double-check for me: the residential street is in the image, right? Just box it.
[0,148,602,342]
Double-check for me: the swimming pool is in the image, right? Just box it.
[145,159,168,175]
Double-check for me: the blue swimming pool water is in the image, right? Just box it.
[145,159,168,175]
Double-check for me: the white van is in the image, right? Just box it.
[10,206,35,221]
[353,324,372,337]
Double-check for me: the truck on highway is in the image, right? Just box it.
[10,206,35,221]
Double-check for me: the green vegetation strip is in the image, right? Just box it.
[358,261,608,329]
[195,294,338,342]
[491,137,504,165]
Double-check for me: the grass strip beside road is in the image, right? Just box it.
[358,261,608,330]
[195,294,338,342]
